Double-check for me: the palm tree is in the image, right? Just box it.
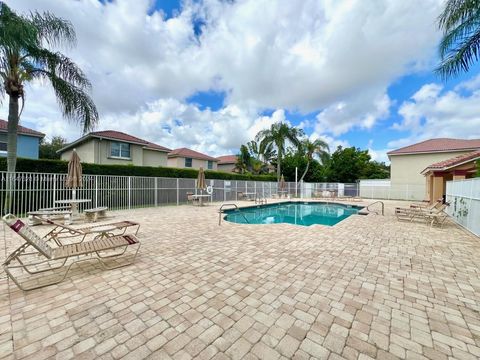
[298,138,329,182]
[234,145,251,174]
[247,140,276,165]
[255,122,304,181]
[0,3,98,175]
[437,0,480,79]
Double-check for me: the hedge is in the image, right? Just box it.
[0,158,277,181]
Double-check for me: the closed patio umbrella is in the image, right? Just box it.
[65,149,83,200]
[197,167,206,191]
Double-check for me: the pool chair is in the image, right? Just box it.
[2,214,140,291]
[394,206,424,222]
[424,209,449,228]
[37,218,141,246]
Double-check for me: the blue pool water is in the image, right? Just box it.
[224,202,363,226]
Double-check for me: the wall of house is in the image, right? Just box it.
[167,156,218,170]
[60,140,95,163]
[142,149,168,167]
[390,151,473,186]
[0,133,41,159]
[217,163,236,173]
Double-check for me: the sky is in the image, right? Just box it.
[3,0,480,163]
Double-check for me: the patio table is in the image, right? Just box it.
[191,194,211,206]
[243,192,257,200]
[55,199,91,218]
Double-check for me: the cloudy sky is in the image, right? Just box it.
[3,0,480,162]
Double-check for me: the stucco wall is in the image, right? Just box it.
[0,133,41,159]
[167,156,218,170]
[217,163,236,173]
[143,149,167,167]
[390,151,473,186]
[60,140,95,163]
[61,139,168,166]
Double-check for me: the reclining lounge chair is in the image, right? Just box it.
[3,214,140,291]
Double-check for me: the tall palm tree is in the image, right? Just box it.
[247,140,276,165]
[0,3,98,175]
[255,122,304,181]
[437,0,480,79]
[298,138,329,182]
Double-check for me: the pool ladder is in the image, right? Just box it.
[366,201,384,215]
[218,203,250,225]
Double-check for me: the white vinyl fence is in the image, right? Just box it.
[446,178,480,236]
[0,171,360,217]
[359,179,425,201]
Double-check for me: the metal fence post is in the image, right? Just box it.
[128,177,131,209]
[155,178,158,207]
[95,175,98,208]
[177,178,180,206]
[235,181,238,201]
[53,174,57,205]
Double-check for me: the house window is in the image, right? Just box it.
[207,160,213,169]
[185,157,192,167]
[0,142,7,152]
[110,142,130,159]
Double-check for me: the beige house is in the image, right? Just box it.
[58,130,171,166]
[388,138,480,200]
[217,155,238,173]
[167,148,218,170]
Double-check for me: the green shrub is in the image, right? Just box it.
[0,158,277,181]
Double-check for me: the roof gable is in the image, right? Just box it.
[0,119,44,138]
[217,155,238,164]
[59,130,171,153]
[168,147,218,161]
[388,138,480,156]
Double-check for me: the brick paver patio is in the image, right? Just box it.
[1,200,479,359]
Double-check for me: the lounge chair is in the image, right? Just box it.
[38,218,140,246]
[2,214,140,291]
[424,210,449,228]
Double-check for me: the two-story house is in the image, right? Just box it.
[0,119,44,159]
[167,148,218,170]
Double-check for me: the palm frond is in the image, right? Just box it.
[436,29,480,78]
[439,0,480,31]
[29,10,76,47]
[48,74,98,133]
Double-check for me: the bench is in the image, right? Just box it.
[28,206,72,226]
[84,207,108,222]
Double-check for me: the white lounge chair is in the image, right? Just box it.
[3,214,140,291]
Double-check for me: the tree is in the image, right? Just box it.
[255,122,304,181]
[39,136,67,159]
[247,140,276,164]
[437,0,480,79]
[298,138,329,182]
[325,146,389,183]
[0,3,98,175]
[234,145,251,174]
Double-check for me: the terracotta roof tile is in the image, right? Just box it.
[168,147,218,161]
[388,138,480,155]
[422,150,480,173]
[217,155,238,164]
[0,119,44,137]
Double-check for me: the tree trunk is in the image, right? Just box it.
[277,151,281,182]
[4,95,19,214]
[299,160,310,183]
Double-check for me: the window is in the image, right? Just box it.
[110,142,130,159]
[185,157,192,167]
[0,142,7,152]
[207,160,213,169]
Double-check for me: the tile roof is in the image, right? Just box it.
[0,119,45,137]
[59,130,171,153]
[422,150,480,173]
[168,147,218,161]
[217,155,238,164]
[388,138,480,155]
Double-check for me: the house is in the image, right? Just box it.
[388,138,480,200]
[167,148,218,170]
[58,130,171,166]
[217,155,238,173]
[0,119,44,159]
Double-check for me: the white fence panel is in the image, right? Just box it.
[359,179,425,200]
[446,178,480,236]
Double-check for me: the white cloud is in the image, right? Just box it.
[389,79,480,149]
[2,0,445,154]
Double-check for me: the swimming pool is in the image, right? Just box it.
[224,201,363,226]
